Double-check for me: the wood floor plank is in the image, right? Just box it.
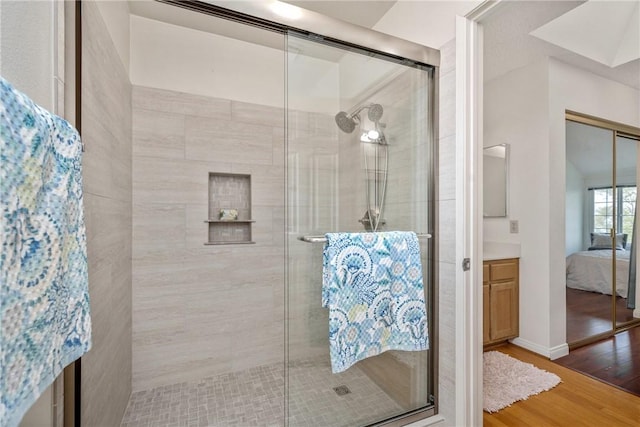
[555,327,640,397]
[483,344,640,426]
[565,288,637,343]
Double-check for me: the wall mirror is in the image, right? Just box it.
[483,144,509,217]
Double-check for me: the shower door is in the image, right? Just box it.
[285,32,436,426]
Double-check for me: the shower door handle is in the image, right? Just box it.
[298,233,432,243]
[298,235,329,243]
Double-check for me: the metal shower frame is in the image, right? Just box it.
[152,2,440,425]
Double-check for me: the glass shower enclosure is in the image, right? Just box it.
[285,32,436,425]
[127,1,438,425]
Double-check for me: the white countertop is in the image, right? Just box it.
[483,241,520,261]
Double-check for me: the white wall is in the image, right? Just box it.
[484,58,552,353]
[130,15,285,109]
[565,160,584,255]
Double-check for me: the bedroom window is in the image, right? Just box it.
[591,186,636,244]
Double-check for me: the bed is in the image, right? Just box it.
[566,249,630,298]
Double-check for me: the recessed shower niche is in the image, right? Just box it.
[205,172,254,245]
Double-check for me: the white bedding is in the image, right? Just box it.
[566,249,630,298]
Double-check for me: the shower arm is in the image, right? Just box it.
[347,103,375,119]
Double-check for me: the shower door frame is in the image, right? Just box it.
[284,31,439,425]
[153,1,441,425]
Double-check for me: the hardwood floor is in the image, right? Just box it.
[483,344,640,426]
[566,287,636,343]
[555,326,640,397]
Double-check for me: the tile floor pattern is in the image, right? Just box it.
[120,357,404,427]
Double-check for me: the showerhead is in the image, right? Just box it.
[367,104,384,122]
[335,111,356,134]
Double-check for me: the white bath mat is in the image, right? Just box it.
[483,351,562,413]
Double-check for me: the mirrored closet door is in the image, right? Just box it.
[565,112,640,347]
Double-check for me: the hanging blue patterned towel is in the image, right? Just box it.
[322,231,428,373]
[0,77,91,427]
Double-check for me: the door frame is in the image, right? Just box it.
[455,2,501,425]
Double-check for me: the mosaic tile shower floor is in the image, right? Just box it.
[120,357,403,427]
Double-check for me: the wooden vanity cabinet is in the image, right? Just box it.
[483,258,519,346]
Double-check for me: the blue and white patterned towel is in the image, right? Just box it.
[322,231,429,373]
[0,77,91,427]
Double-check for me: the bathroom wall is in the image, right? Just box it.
[483,59,551,354]
[436,37,457,425]
[131,85,285,390]
[80,1,132,425]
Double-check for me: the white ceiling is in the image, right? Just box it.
[482,1,640,90]
[531,1,639,68]
[285,1,397,28]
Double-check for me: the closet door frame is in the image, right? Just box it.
[566,111,640,350]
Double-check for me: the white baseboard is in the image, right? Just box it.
[634,308,640,318]
[510,338,547,356]
[510,338,568,359]
[548,343,569,360]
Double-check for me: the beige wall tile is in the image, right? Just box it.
[232,100,284,128]
[133,85,232,119]
[185,116,275,165]
[438,135,456,201]
[436,37,457,425]
[132,88,286,390]
[133,156,230,205]
[132,108,185,159]
[133,203,186,253]
[81,2,132,426]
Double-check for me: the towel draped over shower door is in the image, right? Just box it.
[322,231,429,373]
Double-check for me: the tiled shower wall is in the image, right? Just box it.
[81,1,132,425]
[437,38,457,424]
[131,86,285,391]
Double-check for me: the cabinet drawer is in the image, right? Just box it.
[490,261,518,281]
[483,264,490,282]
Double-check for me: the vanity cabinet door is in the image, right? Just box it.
[489,280,518,341]
[483,258,519,346]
